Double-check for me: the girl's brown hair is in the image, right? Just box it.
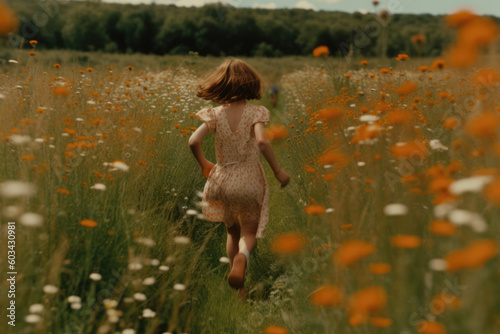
[196,58,263,104]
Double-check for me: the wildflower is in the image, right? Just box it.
[29,51,36,56]
[333,240,376,266]
[80,219,98,228]
[383,203,408,216]
[271,233,305,254]
[317,152,349,168]
[370,317,393,327]
[379,68,393,75]
[29,40,38,46]
[345,73,351,79]
[473,68,500,86]
[419,65,430,72]
[173,236,190,244]
[219,257,230,263]
[464,112,500,140]
[0,2,19,35]
[111,160,130,172]
[0,180,36,198]
[68,296,81,303]
[265,125,288,141]
[390,235,421,249]
[264,326,288,334]
[445,9,477,27]
[396,81,417,95]
[52,85,70,97]
[458,17,498,48]
[89,273,102,281]
[430,220,456,236]
[444,239,498,271]
[133,293,146,301]
[43,285,59,294]
[313,46,330,57]
[317,107,343,121]
[417,321,446,334]
[385,109,412,125]
[90,183,106,191]
[25,314,41,324]
[308,285,342,307]
[431,59,446,70]
[19,212,43,227]
[449,175,493,195]
[54,63,61,68]
[304,204,325,215]
[173,283,186,291]
[411,34,426,45]
[127,66,134,71]
[396,54,410,61]
[86,67,94,72]
[391,141,428,158]
[484,178,500,204]
[348,286,387,326]
[369,263,391,275]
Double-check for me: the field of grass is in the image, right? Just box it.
[1,40,500,334]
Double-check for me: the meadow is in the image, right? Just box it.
[1,10,500,334]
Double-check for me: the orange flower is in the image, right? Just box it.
[369,262,391,275]
[464,112,500,139]
[57,188,70,195]
[370,317,393,327]
[396,81,417,95]
[344,73,351,79]
[411,34,426,44]
[350,124,380,143]
[419,65,430,72]
[385,109,412,125]
[458,17,498,47]
[333,240,376,266]
[309,285,342,307]
[431,59,446,70]
[86,67,94,72]
[390,235,421,248]
[271,233,306,254]
[317,107,343,121]
[442,117,458,129]
[447,44,477,68]
[54,63,61,68]
[473,68,500,86]
[430,293,462,315]
[360,60,368,66]
[0,3,19,35]
[318,151,349,167]
[304,204,325,215]
[484,177,500,204]
[80,219,98,228]
[391,141,428,158]
[417,321,446,334]
[265,125,288,141]
[21,155,35,160]
[380,68,393,75]
[313,45,330,57]
[396,53,410,61]
[444,239,498,271]
[445,9,478,27]
[52,85,70,97]
[264,326,287,334]
[430,220,456,236]
[348,286,388,325]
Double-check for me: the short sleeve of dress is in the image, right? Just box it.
[195,107,216,133]
[252,106,270,126]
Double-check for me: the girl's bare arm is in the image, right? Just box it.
[188,123,214,178]
[254,122,290,187]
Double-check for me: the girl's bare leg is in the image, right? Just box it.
[228,207,260,289]
[226,222,240,269]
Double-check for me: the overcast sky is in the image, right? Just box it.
[101,0,500,16]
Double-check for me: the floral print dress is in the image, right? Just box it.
[195,104,270,238]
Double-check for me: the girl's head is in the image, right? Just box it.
[196,58,263,104]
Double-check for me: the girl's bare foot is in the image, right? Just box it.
[228,253,246,289]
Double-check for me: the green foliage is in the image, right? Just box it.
[9,1,499,57]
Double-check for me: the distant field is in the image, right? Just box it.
[1,39,500,334]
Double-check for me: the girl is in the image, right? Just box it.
[188,58,290,295]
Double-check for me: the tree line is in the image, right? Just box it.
[6,0,499,58]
